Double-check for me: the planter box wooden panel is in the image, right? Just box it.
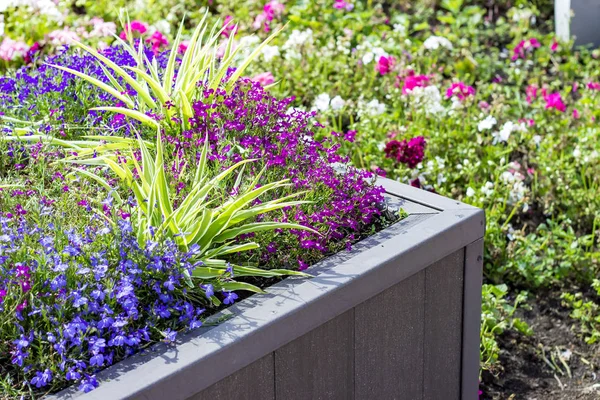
[51,178,484,400]
[355,269,425,399]
[274,309,354,400]
[189,355,274,400]
[424,249,464,400]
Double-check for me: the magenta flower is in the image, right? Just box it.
[551,39,559,52]
[544,92,566,112]
[145,31,169,55]
[252,71,275,86]
[511,38,541,61]
[376,55,395,75]
[446,82,475,101]
[334,0,354,11]
[253,1,285,32]
[384,136,427,168]
[119,20,149,40]
[401,74,429,94]
[222,16,237,38]
[178,40,190,54]
[573,108,580,119]
[587,82,600,91]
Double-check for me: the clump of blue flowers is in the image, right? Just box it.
[0,216,212,395]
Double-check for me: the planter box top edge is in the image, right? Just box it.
[50,180,484,400]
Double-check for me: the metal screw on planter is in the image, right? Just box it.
[555,0,600,47]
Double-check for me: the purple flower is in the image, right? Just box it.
[78,375,99,393]
[30,369,53,388]
[90,354,104,367]
[202,284,214,298]
[223,291,239,305]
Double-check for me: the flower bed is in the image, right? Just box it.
[3,0,600,398]
[0,19,397,397]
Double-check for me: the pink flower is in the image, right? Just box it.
[526,84,538,103]
[119,20,149,40]
[518,118,535,127]
[551,39,559,52]
[178,40,190,54]
[89,18,117,38]
[587,82,600,91]
[47,28,81,46]
[376,55,395,75]
[401,74,430,94]
[511,38,541,60]
[446,82,475,101]
[265,1,285,18]
[544,92,566,112]
[252,71,275,86]
[222,15,237,38]
[253,1,285,32]
[573,108,580,119]
[334,0,354,11]
[478,101,490,109]
[0,37,30,61]
[146,31,169,54]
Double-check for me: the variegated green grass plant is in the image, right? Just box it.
[66,129,318,303]
[48,10,281,131]
[31,13,318,303]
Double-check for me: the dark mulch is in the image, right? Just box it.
[482,291,600,399]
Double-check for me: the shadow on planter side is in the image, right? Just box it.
[49,178,485,400]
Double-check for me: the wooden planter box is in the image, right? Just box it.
[50,178,484,400]
[556,0,600,47]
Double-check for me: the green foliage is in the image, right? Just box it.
[480,284,532,372]
[561,281,600,345]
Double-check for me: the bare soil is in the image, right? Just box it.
[481,292,600,400]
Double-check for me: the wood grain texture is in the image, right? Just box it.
[423,249,465,400]
[354,270,425,400]
[187,354,275,400]
[275,310,354,400]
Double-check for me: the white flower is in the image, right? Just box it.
[512,9,533,22]
[573,147,581,158]
[423,35,453,50]
[261,45,280,62]
[466,187,475,197]
[282,29,313,60]
[393,23,406,35]
[153,20,171,35]
[407,86,446,116]
[492,121,526,144]
[359,43,387,65]
[478,115,497,132]
[364,99,386,116]
[481,181,494,196]
[330,95,346,111]
[314,93,331,112]
[532,135,542,145]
